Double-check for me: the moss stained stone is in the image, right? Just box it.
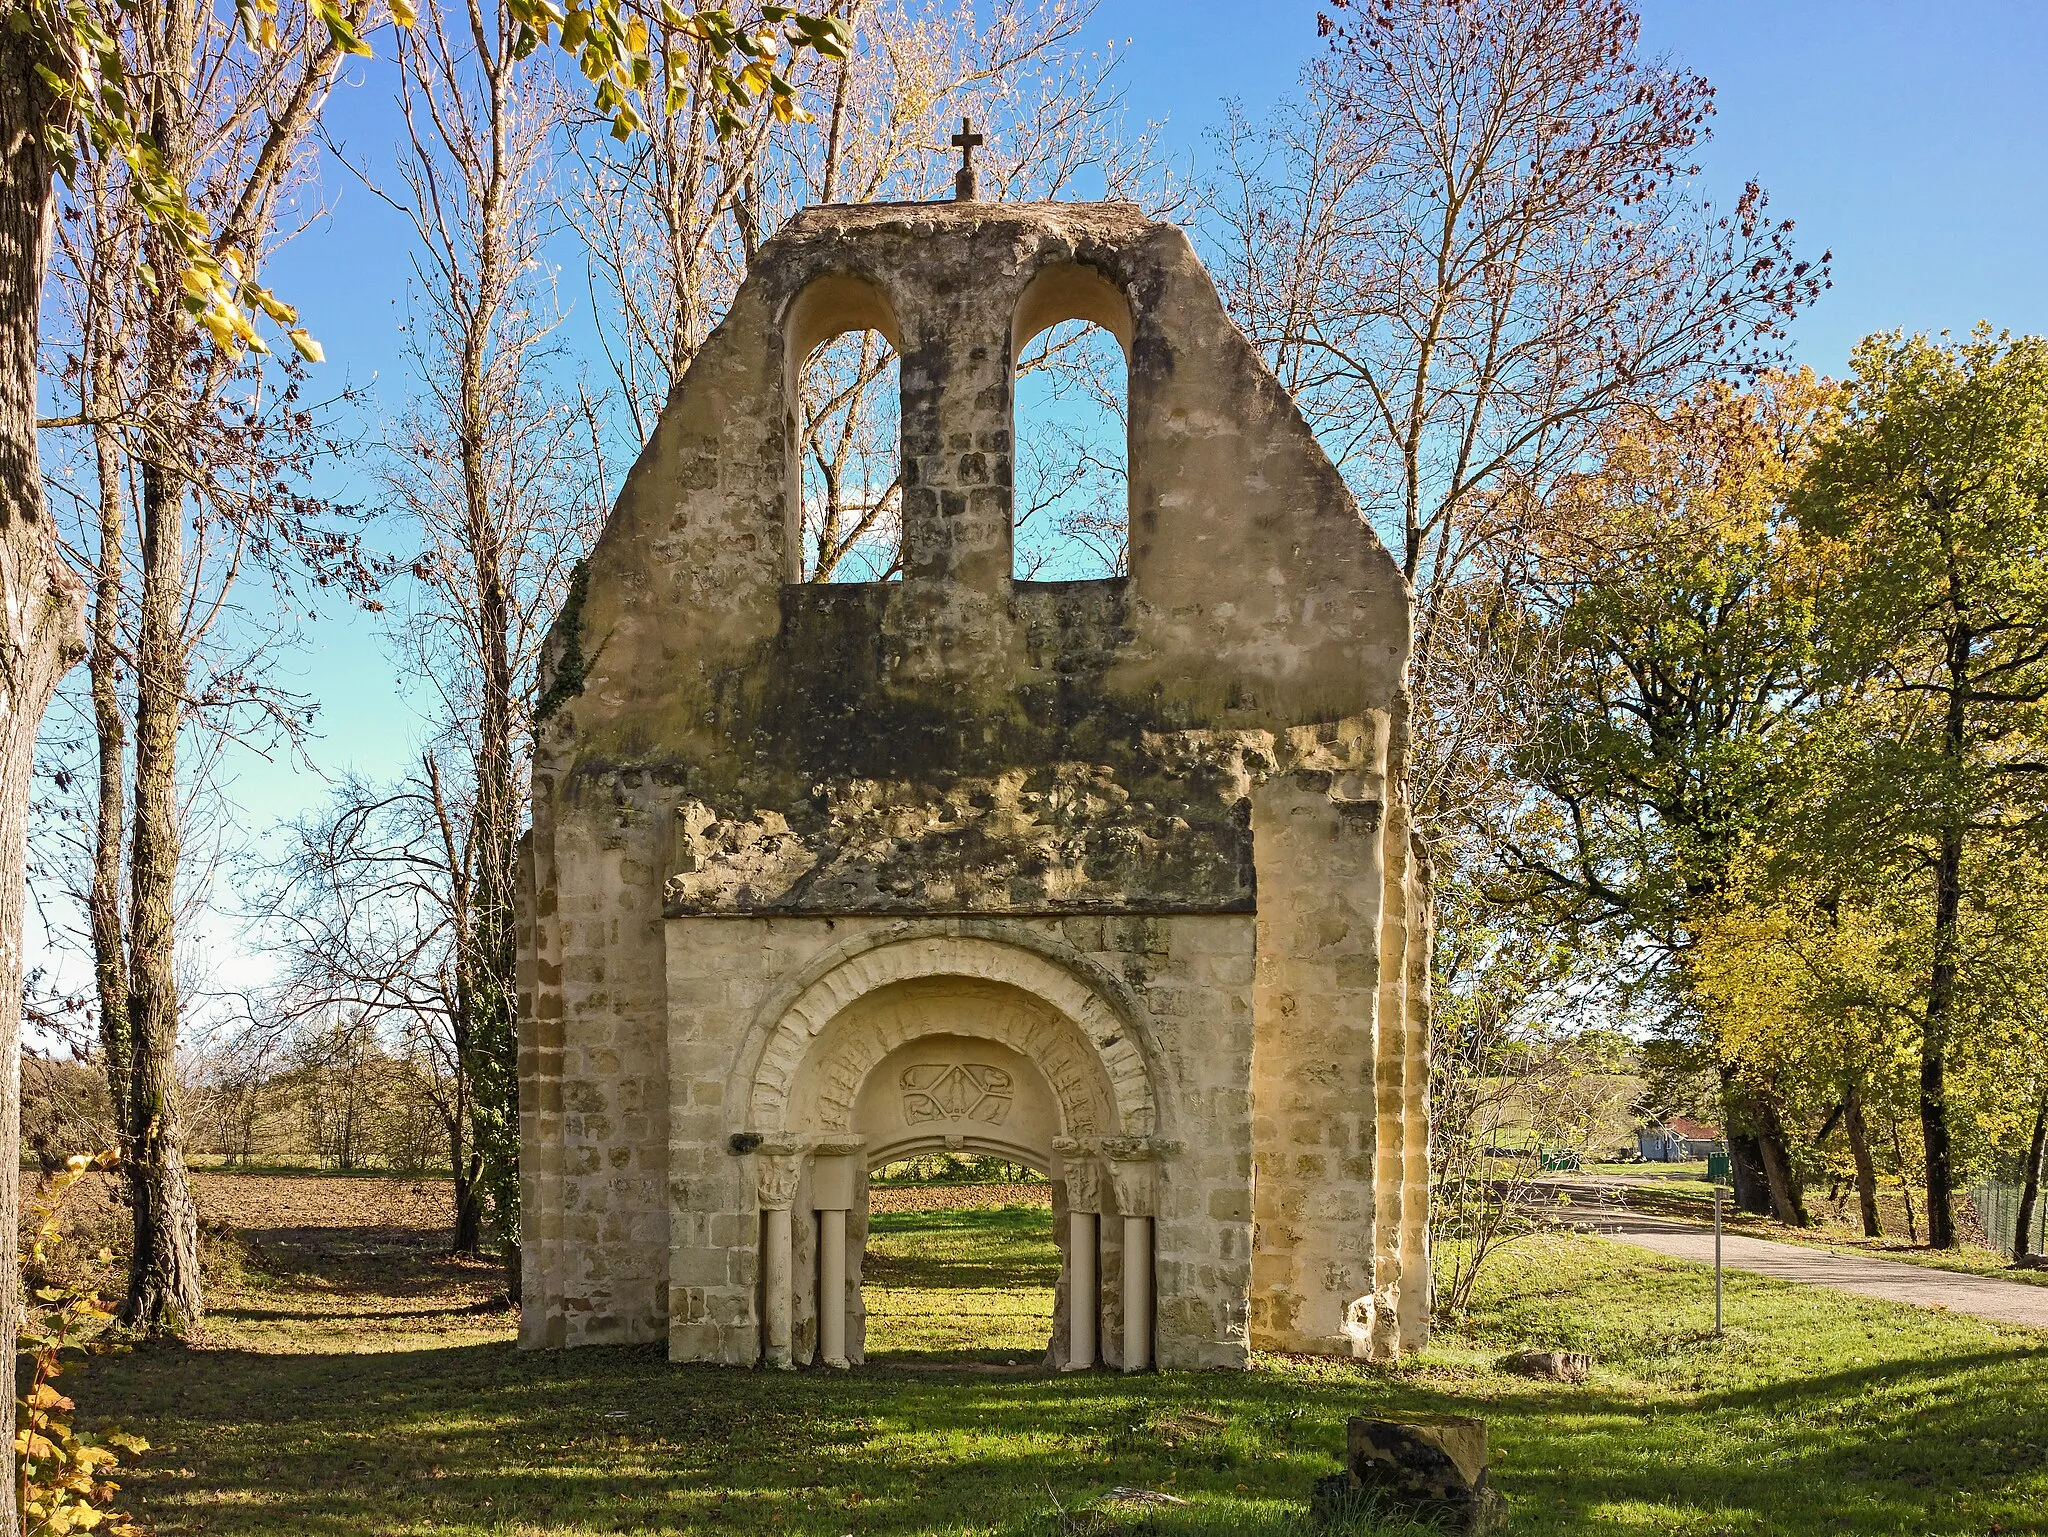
[514,198,1434,1371]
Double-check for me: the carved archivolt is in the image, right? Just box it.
[745,932,1158,1139]
[788,980,1107,1143]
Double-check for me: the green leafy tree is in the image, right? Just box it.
[1690,878,1925,1237]
[1496,371,1838,1220]
[1795,328,2048,1248]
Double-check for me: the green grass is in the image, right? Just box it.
[1579,1160,1713,1183]
[68,1199,2048,1536]
[865,1205,1059,1361]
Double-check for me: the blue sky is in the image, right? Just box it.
[40,0,2048,992]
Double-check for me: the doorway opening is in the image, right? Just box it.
[860,1154,1056,1364]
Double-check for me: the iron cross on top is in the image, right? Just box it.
[951,117,984,201]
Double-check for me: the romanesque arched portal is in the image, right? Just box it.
[726,931,1168,1369]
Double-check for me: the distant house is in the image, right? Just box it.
[1638,1116,1723,1162]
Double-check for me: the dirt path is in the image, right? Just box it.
[1561,1198,2048,1330]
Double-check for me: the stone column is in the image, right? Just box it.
[757,1149,804,1370]
[1056,1139,1101,1371]
[1121,1213,1151,1372]
[817,1209,847,1367]
[811,1143,860,1370]
[1106,1142,1158,1374]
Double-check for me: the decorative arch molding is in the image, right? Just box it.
[730,920,1162,1138]
[787,981,1109,1148]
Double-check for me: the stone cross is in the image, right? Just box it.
[951,117,984,201]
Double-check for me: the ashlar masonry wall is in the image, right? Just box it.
[514,197,1433,1371]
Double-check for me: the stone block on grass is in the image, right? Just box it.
[1499,1348,1592,1382]
[1313,1412,1504,1534]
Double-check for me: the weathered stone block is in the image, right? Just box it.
[1500,1349,1592,1383]
[1314,1414,1502,1535]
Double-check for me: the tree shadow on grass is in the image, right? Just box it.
[78,1341,1366,1535]
[1469,1346,2047,1532]
[865,1205,1060,1291]
[71,1332,2048,1537]
[222,1223,504,1307]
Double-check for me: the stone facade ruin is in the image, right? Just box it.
[514,197,1433,1372]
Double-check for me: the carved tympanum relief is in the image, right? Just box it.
[901,1061,1014,1125]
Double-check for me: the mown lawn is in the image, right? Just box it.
[66,1186,2048,1536]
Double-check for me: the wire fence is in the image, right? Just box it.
[1970,1180,2046,1259]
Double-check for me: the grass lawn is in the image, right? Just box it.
[58,1179,2048,1536]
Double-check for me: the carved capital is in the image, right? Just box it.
[810,1138,864,1211]
[1055,1138,1103,1213]
[1103,1140,1160,1218]
[756,1150,805,1210]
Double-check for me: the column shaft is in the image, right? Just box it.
[1066,1211,1098,1371]
[763,1205,794,1369]
[1121,1214,1151,1372]
[819,1207,849,1368]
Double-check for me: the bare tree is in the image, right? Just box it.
[302,0,598,1270]
[571,0,1168,578]
[285,1013,374,1169]
[261,766,500,1250]
[0,32,91,1514]
[1203,0,1828,905]
[183,1019,287,1167]
[1215,0,1823,602]
[34,0,385,1335]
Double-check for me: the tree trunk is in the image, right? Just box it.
[88,342,131,1148]
[1917,610,1974,1251]
[1727,1130,1770,1216]
[0,29,92,1522]
[455,319,521,1290]
[1721,1067,1775,1216]
[1844,1083,1883,1239]
[1752,1098,1810,1228]
[2016,1090,2047,1263]
[1724,1069,1807,1226]
[453,1146,484,1255]
[119,450,203,1333]
[1921,815,1965,1250]
[1886,1118,1920,1243]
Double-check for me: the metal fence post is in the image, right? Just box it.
[1714,1182,1724,1336]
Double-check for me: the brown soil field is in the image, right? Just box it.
[34,1167,457,1237]
[33,1170,1043,1235]
[26,1170,506,1352]
[869,1181,1050,1213]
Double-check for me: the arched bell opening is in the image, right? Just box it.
[1011,262,1134,580]
[781,272,906,582]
